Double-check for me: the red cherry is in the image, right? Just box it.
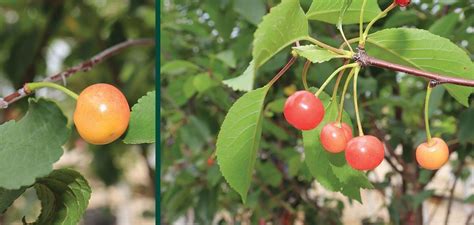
[345,135,384,170]
[416,138,449,170]
[320,122,353,153]
[395,0,410,7]
[283,91,324,130]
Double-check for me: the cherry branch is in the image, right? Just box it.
[0,38,155,108]
[355,48,474,87]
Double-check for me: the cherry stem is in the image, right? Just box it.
[331,60,350,101]
[352,66,364,136]
[360,2,397,48]
[424,82,434,145]
[315,63,357,97]
[305,36,348,56]
[302,60,311,90]
[337,67,356,123]
[268,56,297,86]
[25,82,79,100]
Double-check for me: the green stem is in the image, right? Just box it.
[338,27,354,53]
[425,83,433,145]
[359,0,367,47]
[302,60,311,90]
[315,63,357,97]
[360,2,396,47]
[337,67,356,123]
[25,82,79,100]
[352,66,364,136]
[305,36,350,56]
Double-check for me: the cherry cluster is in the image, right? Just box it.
[283,90,449,171]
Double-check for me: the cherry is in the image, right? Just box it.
[320,122,353,153]
[345,135,384,170]
[416,138,449,170]
[283,91,324,130]
[74,83,130,145]
[395,0,410,7]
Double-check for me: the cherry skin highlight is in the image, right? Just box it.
[395,0,410,7]
[345,135,384,170]
[320,122,353,153]
[416,138,449,170]
[74,83,130,145]
[283,90,324,130]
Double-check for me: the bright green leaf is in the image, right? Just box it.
[28,169,91,225]
[293,45,345,63]
[253,0,308,69]
[216,85,270,203]
[367,28,474,107]
[0,98,69,189]
[123,91,156,144]
[223,60,255,91]
[306,0,381,24]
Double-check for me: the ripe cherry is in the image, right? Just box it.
[74,83,130,145]
[416,138,449,170]
[345,135,384,170]
[395,0,410,7]
[320,122,353,153]
[283,91,324,130]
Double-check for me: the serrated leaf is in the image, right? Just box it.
[0,98,69,189]
[0,187,26,213]
[367,28,474,107]
[293,45,345,63]
[124,91,156,144]
[253,0,308,69]
[302,91,372,202]
[216,85,270,203]
[306,0,381,24]
[223,60,255,91]
[26,169,91,225]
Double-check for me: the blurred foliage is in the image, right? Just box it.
[161,0,474,224]
[0,1,155,224]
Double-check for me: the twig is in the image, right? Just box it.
[0,38,155,108]
[355,49,474,87]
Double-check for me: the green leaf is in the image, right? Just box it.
[123,91,156,144]
[216,50,237,68]
[458,108,474,144]
[428,13,459,38]
[193,73,218,93]
[306,0,381,24]
[302,91,372,202]
[0,187,26,213]
[367,28,474,107]
[233,0,266,25]
[0,98,69,189]
[216,85,270,203]
[293,45,345,63]
[223,60,255,92]
[160,60,200,76]
[253,0,308,69]
[27,169,91,225]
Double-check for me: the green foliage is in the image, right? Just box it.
[0,99,69,189]
[124,90,156,144]
[216,85,270,202]
[367,28,474,106]
[306,0,381,24]
[27,169,91,225]
[293,45,346,63]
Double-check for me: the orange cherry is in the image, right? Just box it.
[416,138,449,170]
[73,83,130,145]
[320,122,353,153]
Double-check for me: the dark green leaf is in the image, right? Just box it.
[123,91,156,144]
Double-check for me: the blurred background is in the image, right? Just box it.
[0,1,155,225]
[161,0,474,224]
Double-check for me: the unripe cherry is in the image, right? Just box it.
[283,91,325,130]
[320,122,353,153]
[416,138,449,170]
[345,135,384,170]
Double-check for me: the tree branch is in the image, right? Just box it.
[0,38,155,108]
[355,48,474,87]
